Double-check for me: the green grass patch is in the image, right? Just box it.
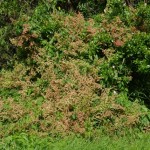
[0,132,150,150]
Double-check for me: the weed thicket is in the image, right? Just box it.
[0,0,150,146]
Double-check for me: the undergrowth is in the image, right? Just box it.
[0,0,150,145]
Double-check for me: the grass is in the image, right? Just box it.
[0,132,150,150]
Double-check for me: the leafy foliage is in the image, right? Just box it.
[0,0,150,142]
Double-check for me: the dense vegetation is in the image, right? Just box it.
[0,0,150,149]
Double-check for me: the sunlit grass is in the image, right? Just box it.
[0,132,150,150]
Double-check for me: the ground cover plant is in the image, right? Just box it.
[0,0,150,149]
[0,132,150,150]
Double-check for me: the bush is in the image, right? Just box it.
[0,0,39,69]
[135,4,150,32]
[124,33,150,105]
[55,0,107,17]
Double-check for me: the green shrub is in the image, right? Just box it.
[123,33,150,105]
[135,4,150,32]
[54,0,107,17]
[0,0,39,69]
